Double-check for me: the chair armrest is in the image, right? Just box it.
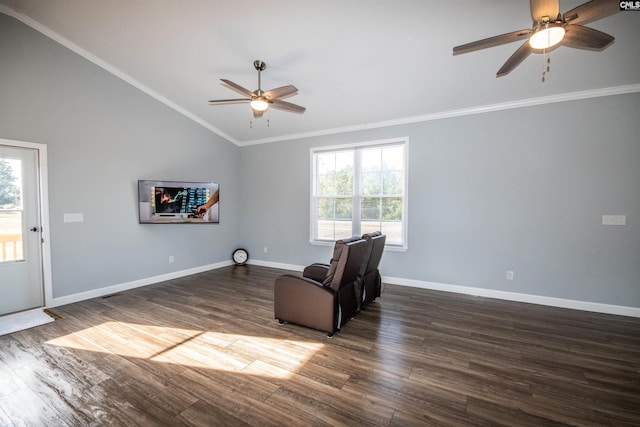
[302,263,330,282]
[274,274,337,333]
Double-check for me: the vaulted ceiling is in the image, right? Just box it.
[1,0,638,145]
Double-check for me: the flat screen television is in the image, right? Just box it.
[138,180,219,224]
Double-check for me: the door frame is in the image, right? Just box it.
[0,137,53,308]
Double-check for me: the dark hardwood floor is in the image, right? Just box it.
[1,265,639,426]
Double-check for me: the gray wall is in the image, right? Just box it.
[0,14,241,298]
[240,93,640,307]
[2,12,639,309]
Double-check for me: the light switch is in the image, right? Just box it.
[602,215,626,226]
[64,213,84,223]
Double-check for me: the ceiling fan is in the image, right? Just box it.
[208,60,306,118]
[452,0,620,77]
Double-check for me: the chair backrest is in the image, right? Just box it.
[362,232,386,275]
[322,237,367,291]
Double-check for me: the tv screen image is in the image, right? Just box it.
[138,180,219,223]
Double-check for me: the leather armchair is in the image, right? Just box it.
[302,232,387,310]
[274,237,367,336]
[360,231,386,308]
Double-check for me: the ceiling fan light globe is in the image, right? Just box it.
[250,98,269,112]
[529,24,565,49]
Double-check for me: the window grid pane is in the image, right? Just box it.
[381,221,403,245]
[382,171,403,195]
[361,148,382,172]
[0,158,25,263]
[317,175,334,196]
[361,171,382,196]
[382,197,402,221]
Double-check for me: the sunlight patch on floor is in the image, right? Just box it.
[46,321,324,378]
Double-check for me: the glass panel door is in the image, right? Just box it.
[0,145,43,315]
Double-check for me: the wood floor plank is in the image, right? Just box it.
[0,265,638,426]
[176,399,252,427]
[341,369,469,424]
[465,396,570,427]
[88,378,186,427]
[0,358,27,398]
[0,387,70,427]
[265,386,381,427]
[0,407,12,427]
[169,368,287,426]
[388,408,478,427]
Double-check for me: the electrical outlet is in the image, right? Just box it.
[63,213,84,223]
[264,247,268,253]
[169,255,174,263]
[602,215,626,226]
[506,270,514,280]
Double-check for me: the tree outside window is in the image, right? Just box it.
[0,159,21,208]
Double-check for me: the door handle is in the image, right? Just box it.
[30,227,39,232]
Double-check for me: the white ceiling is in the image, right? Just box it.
[1,0,639,146]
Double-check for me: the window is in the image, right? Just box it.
[0,157,24,262]
[311,139,407,248]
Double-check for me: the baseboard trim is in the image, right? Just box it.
[247,259,304,272]
[46,258,639,318]
[383,275,640,318]
[245,259,640,318]
[49,261,233,307]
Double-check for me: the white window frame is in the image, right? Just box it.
[310,137,408,251]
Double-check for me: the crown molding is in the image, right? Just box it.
[240,84,640,146]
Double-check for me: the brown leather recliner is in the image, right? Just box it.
[360,231,386,308]
[302,232,386,310]
[274,237,368,337]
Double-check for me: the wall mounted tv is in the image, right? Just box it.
[138,180,219,224]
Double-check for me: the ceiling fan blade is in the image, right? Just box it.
[208,98,250,105]
[220,79,254,97]
[530,0,560,21]
[270,99,306,114]
[562,24,615,50]
[453,29,531,55]
[563,0,620,26]
[496,41,533,77]
[263,85,298,100]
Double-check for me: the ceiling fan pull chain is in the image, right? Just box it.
[541,48,547,83]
